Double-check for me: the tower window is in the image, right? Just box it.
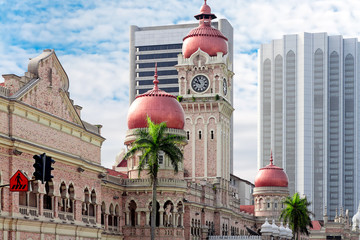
[158,151,164,164]
[158,155,164,164]
[199,131,202,140]
[187,131,190,140]
[211,130,214,139]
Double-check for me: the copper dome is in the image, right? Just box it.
[127,66,185,130]
[254,154,289,188]
[182,0,228,58]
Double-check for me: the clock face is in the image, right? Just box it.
[223,78,228,96]
[191,75,209,93]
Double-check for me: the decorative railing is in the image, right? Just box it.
[43,209,53,218]
[59,211,74,222]
[19,206,28,215]
[209,236,261,240]
[108,225,119,232]
[123,226,184,238]
[82,215,96,225]
[19,206,38,217]
[115,178,187,188]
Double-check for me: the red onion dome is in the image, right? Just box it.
[127,65,185,130]
[254,153,288,188]
[182,0,228,58]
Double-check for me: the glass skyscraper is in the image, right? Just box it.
[258,32,360,220]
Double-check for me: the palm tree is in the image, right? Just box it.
[123,116,185,240]
[280,192,314,239]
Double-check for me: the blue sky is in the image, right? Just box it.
[1,0,360,182]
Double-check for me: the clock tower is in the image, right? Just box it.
[176,0,234,203]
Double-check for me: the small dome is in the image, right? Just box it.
[352,203,360,229]
[127,66,185,130]
[199,1,211,14]
[279,222,287,238]
[260,218,273,235]
[271,220,280,237]
[182,0,228,58]
[254,153,288,188]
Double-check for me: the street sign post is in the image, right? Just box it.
[10,170,29,192]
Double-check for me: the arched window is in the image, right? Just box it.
[197,219,201,236]
[108,204,114,230]
[158,151,164,165]
[149,201,160,227]
[82,188,89,216]
[59,182,67,213]
[191,219,194,235]
[43,181,53,210]
[29,181,38,208]
[176,201,183,227]
[114,205,119,230]
[186,131,190,140]
[89,190,96,217]
[19,181,38,216]
[101,202,106,226]
[67,184,75,213]
[211,130,214,139]
[199,131,202,140]
[163,200,174,227]
[129,200,137,226]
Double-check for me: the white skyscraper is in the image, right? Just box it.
[258,32,360,219]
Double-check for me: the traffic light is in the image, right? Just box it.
[33,153,55,184]
[44,155,55,182]
[33,153,45,183]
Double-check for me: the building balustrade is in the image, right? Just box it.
[209,237,261,240]
[106,177,187,188]
[19,206,38,217]
[58,211,74,222]
[43,209,53,218]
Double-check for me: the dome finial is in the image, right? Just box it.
[153,63,159,90]
[270,150,273,165]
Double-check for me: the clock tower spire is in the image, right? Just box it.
[176,0,234,206]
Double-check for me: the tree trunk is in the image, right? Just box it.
[151,178,157,240]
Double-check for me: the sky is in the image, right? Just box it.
[0,0,360,183]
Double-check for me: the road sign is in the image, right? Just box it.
[10,170,29,192]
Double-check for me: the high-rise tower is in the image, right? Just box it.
[258,32,360,219]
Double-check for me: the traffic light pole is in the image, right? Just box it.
[42,153,46,184]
